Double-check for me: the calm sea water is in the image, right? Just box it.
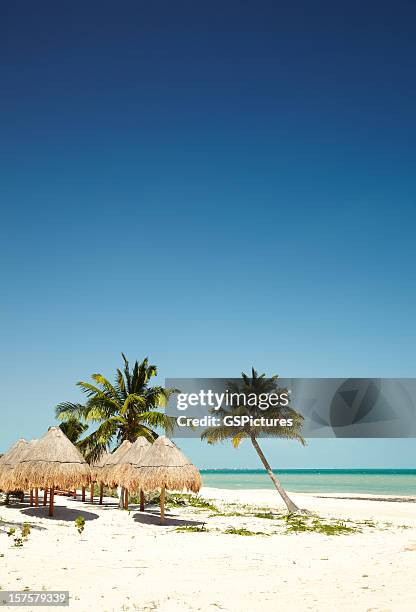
[200,469,416,495]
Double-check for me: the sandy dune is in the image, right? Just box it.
[1,488,416,611]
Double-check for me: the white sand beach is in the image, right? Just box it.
[1,488,416,612]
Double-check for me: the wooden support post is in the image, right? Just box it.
[140,489,145,512]
[34,488,39,507]
[160,485,165,524]
[124,488,129,510]
[90,484,94,504]
[48,488,54,517]
[118,486,125,509]
[43,489,47,505]
[29,489,33,506]
[99,483,104,505]
[81,486,85,502]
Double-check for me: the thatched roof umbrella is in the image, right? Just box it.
[109,437,151,510]
[2,439,39,505]
[0,439,28,492]
[125,436,201,524]
[13,427,91,516]
[100,440,132,488]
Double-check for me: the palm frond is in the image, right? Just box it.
[122,353,132,392]
[78,416,125,462]
[232,431,249,448]
[138,410,176,435]
[85,394,122,415]
[77,381,106,397]
[115,368,127,399]
[120,394,146,416]
[55,402,89,421]
[201,425,243,444]
[91,374,120,401]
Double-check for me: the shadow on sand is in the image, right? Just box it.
[2,500,32,511]
[132,509,204,527]
[80,501,120,510]
[21,506,99,522]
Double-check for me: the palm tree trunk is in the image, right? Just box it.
[250,435,300,513]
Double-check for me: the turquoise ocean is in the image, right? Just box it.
[200,469,416,495]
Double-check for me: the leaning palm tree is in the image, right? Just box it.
[55,354,176,463]
[201,368,305,513]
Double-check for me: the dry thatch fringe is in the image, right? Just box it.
[128,464,202,493]
[100,440,132,487]
[0,439,28,490]
[0,439,37,491]
[125,436,201,494]
[108,437,151,488]
[90,451,111,483]
[13,427,91,490]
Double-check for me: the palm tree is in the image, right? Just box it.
[55,354,176,505]
[201,368,306,513]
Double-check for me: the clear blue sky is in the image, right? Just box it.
[1,1,415,467]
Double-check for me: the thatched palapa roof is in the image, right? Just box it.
[125,436,201,493]
[100,440,132,487]
[0,439,37,491]
[0,439,27,467]
[13,427,91,490]
[22,439,38,456]
[0,439,28,490]
[108,437,151,488]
